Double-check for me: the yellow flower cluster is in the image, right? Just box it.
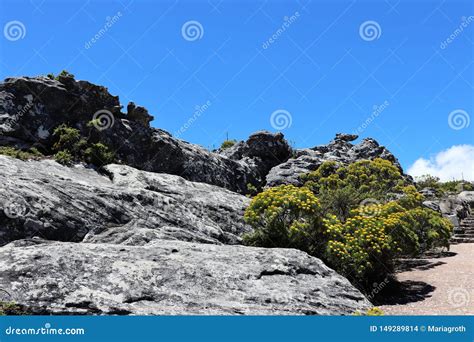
[244,185,321,225]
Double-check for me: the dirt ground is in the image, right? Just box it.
[380,243,474,315]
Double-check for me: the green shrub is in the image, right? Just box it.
[52,124,82,152]
[0,146,43,160]
[304,158,407,196]
[220,139,237,150]
[243,185,326,255]
[84,143,115,166]
[302,159,408,220]
[54,150,73,165]
[323,186,452,286]
[415,174,474,195]
[57,70,75,79]
[246,183,259,197]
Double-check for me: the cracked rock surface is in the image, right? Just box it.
[0,239,370,315]
[0,156,370,315]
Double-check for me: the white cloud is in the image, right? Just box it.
[408,145,474,182]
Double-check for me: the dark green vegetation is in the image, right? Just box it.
[0,146,43,161]
[244,159,453,291]
[0,302,25,315]
[47,70,75,81]
[0,123,115,168]
[52,124,115,166]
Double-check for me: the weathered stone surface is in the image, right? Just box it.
[0,155,251,247]
[0,239,371,315]
[266,134,403,187]
[458,191,474,206]
[419,188,437,198]
[422,195,471,230]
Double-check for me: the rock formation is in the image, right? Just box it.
[0,156,370,315]
[266,134,402,187]
[0,76,292,193]
[1,73,419,315]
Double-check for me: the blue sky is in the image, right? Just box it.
[0,0,473,177]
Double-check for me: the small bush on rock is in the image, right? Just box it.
[52,124,115,167]
[0,147,43,160]
[220,139,237,150]
[0,302,26,315]
[52,124,82,153]
[54,150,73,166]
[84,143,115,166]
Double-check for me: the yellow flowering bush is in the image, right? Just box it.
[243,185,326,255]
[324,211,395,286]
[244,161,453,291]
[302,159,408,220]
[325,191,453,286]
[303,158,407,195]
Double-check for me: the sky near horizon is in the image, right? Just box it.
[0,0,473,180]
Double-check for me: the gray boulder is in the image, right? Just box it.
[458,191,474,206]
[0,155,251,246]
[422,195,471,230]
[0,239,371,315]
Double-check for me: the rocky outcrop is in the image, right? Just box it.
[0,156,251,246]
[0,239,370,315]
[218,131,292,185]
[0,76,289,193]
[422,193,471,230]
[457,191,474,207]
[266,134,402,187]
[0,155,371,315]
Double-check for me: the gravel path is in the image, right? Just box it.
[381,243,474,315]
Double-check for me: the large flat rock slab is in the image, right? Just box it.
[0,239,370,315]
[0,156,251,246]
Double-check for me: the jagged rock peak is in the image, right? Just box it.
[266,133,402,188]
